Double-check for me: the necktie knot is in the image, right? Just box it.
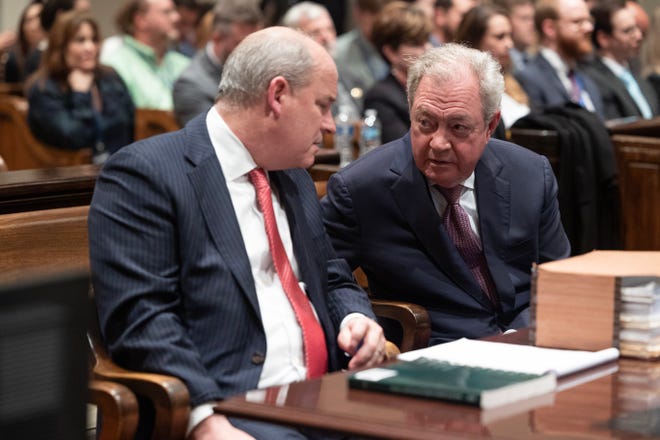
[248,167,268,191]
[437,185,463,205]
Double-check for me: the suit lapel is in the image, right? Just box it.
[389,138,492,309]
[537,55,571,102]
[475,145,515,312]
[183,116,261,316]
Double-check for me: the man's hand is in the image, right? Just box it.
[188,414,256,440]
[337,316,386,369]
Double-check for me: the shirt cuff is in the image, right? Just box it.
[340,312,366,330]
[186,402,216,437]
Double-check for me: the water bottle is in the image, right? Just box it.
[359,108,382,157]
[334,105,355,168]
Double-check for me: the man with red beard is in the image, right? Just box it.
[516,0,605,119]
[583,0,658,121]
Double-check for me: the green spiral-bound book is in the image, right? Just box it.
[349,357,557,409]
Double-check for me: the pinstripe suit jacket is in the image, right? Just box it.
[89,114,375,406]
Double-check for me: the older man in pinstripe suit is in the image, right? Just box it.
[89,26,385,440]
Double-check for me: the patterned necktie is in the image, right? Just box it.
[619,69,653,119]
[248,168,328,379]
[567,69,583,105]
[438,185,499,306]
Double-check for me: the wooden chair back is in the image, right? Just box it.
[0,164,99,214]
[0,95,92,170]
[0,205,189,440]
[611,134,660,250]
[509,128,560,177]
[607,116,660,137]
[134,108,181,141]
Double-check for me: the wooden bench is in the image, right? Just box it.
[0,95,92,170]
[0,206,190,440]
[134,108,181,141]
[607,115,660,138]
[0,164,99,214]
[509,127,560,177]
[611,134,660,250]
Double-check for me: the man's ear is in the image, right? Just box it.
[541,18,557,40]
[267,76,289,118]
[487,111,501,136]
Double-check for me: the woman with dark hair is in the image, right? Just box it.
[25,11,134,161]
[3,1,45,83]
[455,4,530,128]
[364,1,430,144]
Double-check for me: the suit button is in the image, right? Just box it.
[251,352,265,365]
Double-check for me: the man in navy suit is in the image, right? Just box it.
[321,44,570,346]
[89,26,385,440]
[583,0,658,121]
[516,0,606,119]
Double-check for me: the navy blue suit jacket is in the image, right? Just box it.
[516,53,606,120]
[582,57,659,121]
[321,134,570,345]
[89,114,376,406]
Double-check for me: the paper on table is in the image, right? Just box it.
[398,338,619,377]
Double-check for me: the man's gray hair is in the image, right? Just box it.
[217,27,316,108]
[407,43,504,123]
[280,1,330,28]
[213,0,262,35]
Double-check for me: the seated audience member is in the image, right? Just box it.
[23,0,91,78]
[583,0,658,121]
[492,0,537,74]
[26,11,133,160]
[334,0,391,100]
[641,6,660,105]
[173,0,262,125]
[282,1,362,117]
[321,43,570,346]
[101,0,190,110]
[455,4,531,128]
[174,0,215,57]
[516,0,606,119]
[364,1,430,143]
[430,0,477,46]
[89,26,385,439]
[3,0,45,83]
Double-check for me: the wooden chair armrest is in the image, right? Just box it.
[88,379,139,440]
[371,299,431,352]
[88,334,190,440]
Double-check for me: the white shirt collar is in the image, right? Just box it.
[205,108,257,182]
[600,56,627,77]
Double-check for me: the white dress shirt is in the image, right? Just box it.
[187,108,309,433]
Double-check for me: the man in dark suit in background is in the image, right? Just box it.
[172,0,262,126]
[90,26,385,440]
[516,0,606,119]
[321,43,570,346]
[583,0,658,121]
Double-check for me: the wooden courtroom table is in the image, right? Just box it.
[215,330,660,439]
